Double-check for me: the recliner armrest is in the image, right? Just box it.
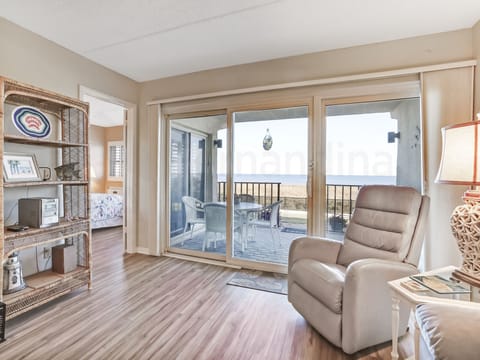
[345,258,418,282]
[288,236,342,271]
[344,258,418,301]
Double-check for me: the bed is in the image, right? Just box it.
[90,193,123,229]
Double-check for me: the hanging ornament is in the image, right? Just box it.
[263,128,273,151]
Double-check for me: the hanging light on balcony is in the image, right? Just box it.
[263,128,273,151]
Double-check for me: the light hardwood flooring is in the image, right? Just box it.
[1,227,412,359]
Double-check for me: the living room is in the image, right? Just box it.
[1,1,480,359]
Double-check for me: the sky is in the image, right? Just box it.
[326,113,397,176]
[217,112,398,177]
[217,118,308,175]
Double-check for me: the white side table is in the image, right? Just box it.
[388,265,480,360]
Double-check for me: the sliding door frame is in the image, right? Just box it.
[318,88,422,235]
[225,99,313,273]
[165,110,228,262]
[158,75,423,271]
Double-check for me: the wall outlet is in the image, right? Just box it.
[43,247,51,259]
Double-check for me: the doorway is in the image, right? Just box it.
[167,105,311,270]
[80,87,137,253]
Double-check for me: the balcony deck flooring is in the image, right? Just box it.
[171,224,344,264]
[171,225,296,264]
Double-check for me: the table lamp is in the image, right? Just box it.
[435,116,480,286]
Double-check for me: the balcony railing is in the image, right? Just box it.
[326,184,361,232]
[217,181,281,208]
[218,181,362,233]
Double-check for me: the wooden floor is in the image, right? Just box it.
[1,227,411,359]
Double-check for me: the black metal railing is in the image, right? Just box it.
[217,181,361,233]
[217,181,281,209]
[326,184,361,232]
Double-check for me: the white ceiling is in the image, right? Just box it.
[84,94,124,127]
[1,0,480,82]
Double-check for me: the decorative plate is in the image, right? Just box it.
[12,106,51,138]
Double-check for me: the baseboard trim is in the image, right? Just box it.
[136,247,152,255]
[164,252,242,269]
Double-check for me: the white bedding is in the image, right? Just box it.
[90,193,123,229]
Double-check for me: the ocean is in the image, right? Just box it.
[218,174,396,186]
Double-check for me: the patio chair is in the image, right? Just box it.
[249,200,283,249]
[237,194,256,244]
[203,203,243,251]
[181,196,205,244]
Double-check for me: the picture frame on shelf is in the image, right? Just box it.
[2,152,42,182]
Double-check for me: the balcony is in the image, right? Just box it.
[171,181,361,264]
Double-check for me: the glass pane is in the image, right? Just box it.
[231,106,309,265]
[325,98,421,239]
[170,128,188,237]
[169,115,227,256]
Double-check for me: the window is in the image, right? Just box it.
[108,141,124,180]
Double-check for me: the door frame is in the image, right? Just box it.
[225,100,313,273]
[79,85,137,253]
[165,111,228,262]
[157,76,421,272]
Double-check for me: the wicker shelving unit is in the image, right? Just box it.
[0,77,91,319]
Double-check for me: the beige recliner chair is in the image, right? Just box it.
[288,185,430,354]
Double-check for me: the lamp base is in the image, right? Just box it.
[451,269,480,287]
[450,195,480,285]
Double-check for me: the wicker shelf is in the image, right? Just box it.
[4,134,87,148]
[3,267,89,319]
[4,80,88,114]
[0,77,91,319]
[4,180,88,188]
[4,218,90,255]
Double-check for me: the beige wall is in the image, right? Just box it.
[138,28,475,256]
[0,18,138,105]
[104,126,124,191]
[141,29,472,101]
[474,20,480,115]
[422,67,474,270]
[1,15,479,262]
[90,125,106,192]
[0,17,138,241]
[89,125,124,193]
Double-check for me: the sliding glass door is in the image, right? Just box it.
[230,106,310,266]
[324,98,421,239]
[169,114,227,259]
[167,105,311,269]
[165,96,421,271]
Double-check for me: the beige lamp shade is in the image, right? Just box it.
[436,121,480,185]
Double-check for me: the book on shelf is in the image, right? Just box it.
[409,274,471,294]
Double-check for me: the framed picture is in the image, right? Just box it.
[3,153,42,182]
